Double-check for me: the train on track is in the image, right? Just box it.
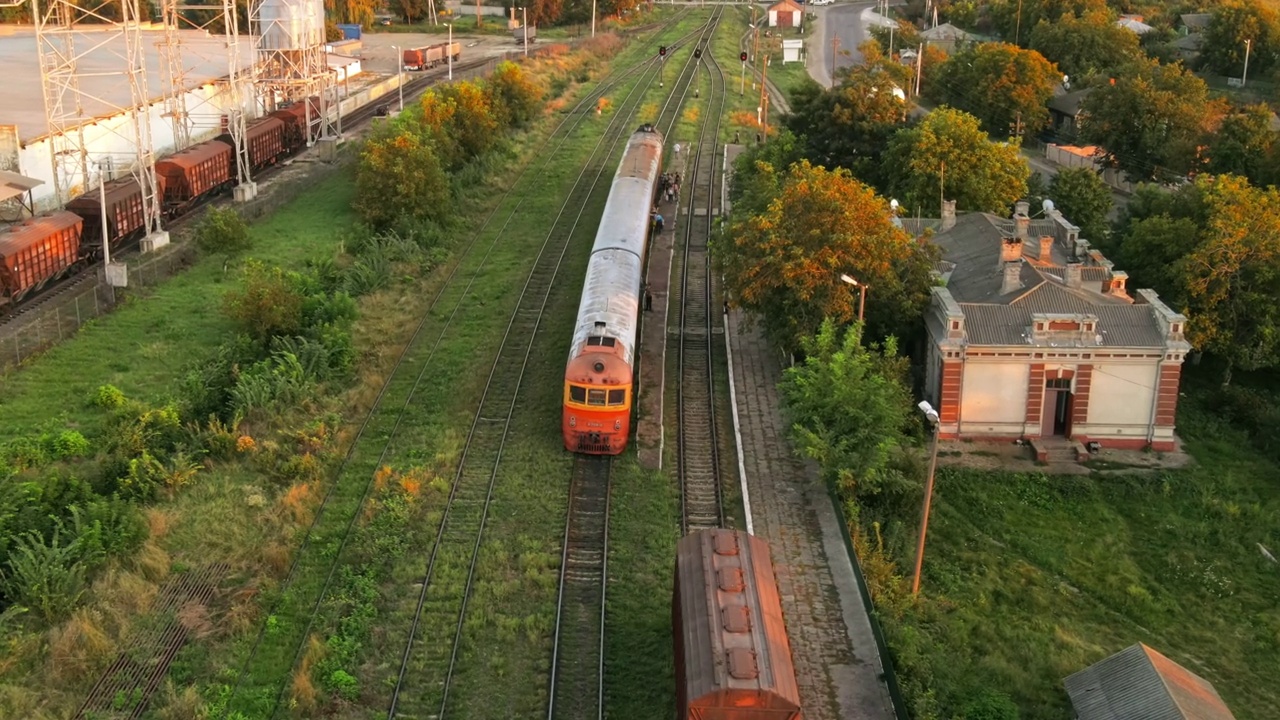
[0,98,326,308]
[562,124,664,454]
[674,528,803,720]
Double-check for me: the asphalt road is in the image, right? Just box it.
[807,1,892,88]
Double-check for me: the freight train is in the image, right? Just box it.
[0,100,321,307]
[562,125,664,455]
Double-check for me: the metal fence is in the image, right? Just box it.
[0,244,197,371]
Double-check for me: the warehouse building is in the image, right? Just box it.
[1064,643,1236,720]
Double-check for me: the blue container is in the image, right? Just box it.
[337,23,361,40]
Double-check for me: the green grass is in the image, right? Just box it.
[0,174,357,443]
[875,380,1280,719]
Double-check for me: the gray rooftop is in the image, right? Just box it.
[929,212,1173,349]
[1064,643,1236,720]
[0,27,252,142]
[1179,13,1212,30]
[1049,88,1093,117]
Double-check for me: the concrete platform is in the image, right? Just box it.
[635,155,687,471]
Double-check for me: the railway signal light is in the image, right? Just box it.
[659,45,667,57]
[740,51,747,62]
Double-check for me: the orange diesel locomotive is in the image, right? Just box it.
[563,125,664,454]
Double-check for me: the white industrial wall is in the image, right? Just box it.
[18,82,259,213]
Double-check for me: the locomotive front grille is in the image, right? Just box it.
[575,433,612,454]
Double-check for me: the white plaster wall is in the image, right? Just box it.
[19,83,257,213]
[961,362,1028,424]
[1088,362,1157,427]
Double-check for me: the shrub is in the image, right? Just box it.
[1,522,103,622]
[354,128,452,230]
[326,669,359,701]
[46,430,91,460]
[93,384,126,410]
[195,206,253,270]
[223,261,306,344]
[230,351,314,417]
[486,61,544,128]
[960,688,1019,720]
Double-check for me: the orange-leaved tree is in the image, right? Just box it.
[354,128,451,230]
[717,160,937,350]
[486,62,544,129]
[441,80,500,162]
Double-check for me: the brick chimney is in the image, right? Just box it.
[941,200,956,231]
[1108,270,1130,298]
[1001,236,1024,263]
[1064,262,1082,289]
[1015,200,1030,216]
[1039,235,1054,263]
[1014,212,1030,241]
[1001,261,1023,295]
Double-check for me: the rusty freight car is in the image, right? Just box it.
[270,97,322,154]
[0,211,84,303]
[674,529,803,720]
[154,140,234,216]
[65,176,157,257]
[218,116,287,176]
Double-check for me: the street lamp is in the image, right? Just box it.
[391,45,404,110]
[911,400,942,596]
[446,23,453,81]
[839,274,867,324]
[1243,38,1252,87]
[519,6,528,58]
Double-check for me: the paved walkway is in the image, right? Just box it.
[726,310,896,720]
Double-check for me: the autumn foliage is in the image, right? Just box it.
[718,160,937,350]
[354,129,451,230]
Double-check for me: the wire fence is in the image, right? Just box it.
[0,245,196,371]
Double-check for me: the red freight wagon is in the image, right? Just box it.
[0,211,84,303]
[269,97,321,154]
[219,116,286,175]
[154,139,234,216]
[674,529,803,720]
[65,176,158,257]
[402,46,429,70]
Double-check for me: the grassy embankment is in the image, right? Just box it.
[860,372,1280,719]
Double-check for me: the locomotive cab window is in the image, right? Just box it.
[569,386,586,402]
[608,389,626,405]
[586,336,617,347]
[587,389,607,406]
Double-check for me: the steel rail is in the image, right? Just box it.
[385,26,701,719]
[677,13,730,536]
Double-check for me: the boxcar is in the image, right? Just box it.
[154,139,234,216]
[0,212,84,303]
[65,176,155,257]
[674,529,803,720]
[218,116,287,176]
[269,97,321,154]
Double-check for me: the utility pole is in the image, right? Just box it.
[591,0,597,37]
[912,402,942,596]
[476,0,481,27]
[1243,38,1252,86]
[832,35,839,79]
[522,6,529,57]
[447,22,453,81]
[939,161,945,215]
[1014,0,1023,45]
[1009,110,1023,141]
[914,42,924,95]
[760,55,771,143]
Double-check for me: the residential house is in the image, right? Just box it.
[1047,88,1091,137]
[1116,14,1155,34]
[1064,643,1236,720]
[922,202,1189,452]
[919,22,977,55]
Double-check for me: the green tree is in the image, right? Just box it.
[1048,167,1112,242]
[390,0,426,23]
[1208,104,1279,186]
[786,64,909,185]
[354,127,451,229]
[223,261,306,343]
[985,0,1109,45]
[718,161,937,350]
[1078,59,1227,181]
[1201,0,1280,78]
[1028,11,1143,81]
[930,42,1060,136]
[884,107,1030,214]
[780,319,915,512]
[485,62,544,128]
[194,206,253,272]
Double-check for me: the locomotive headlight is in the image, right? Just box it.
[569,416,577,427]
[614,420,621,430]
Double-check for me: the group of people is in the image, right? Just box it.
[659,172,682,204]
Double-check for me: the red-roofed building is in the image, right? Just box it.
[767,0,803,28]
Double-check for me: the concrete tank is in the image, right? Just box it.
[257,0,324,51]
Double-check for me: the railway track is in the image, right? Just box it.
[222,23,691,717]
[386,19,719,720]
[675,14,730,536]
[542,15,723,720]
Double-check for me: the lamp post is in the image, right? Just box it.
[839,274,867,324]
[520,6,528,57]
[911,400,942,596]
[446,22,453,81]
[1243,38,1252,87]
[392,45,404,110]
[591,0,597,37]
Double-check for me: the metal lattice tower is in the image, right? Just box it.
[252,0,336,143]
[159,0,256,187]
[32,0,162,239]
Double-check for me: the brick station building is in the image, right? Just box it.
[920,201,1190,451]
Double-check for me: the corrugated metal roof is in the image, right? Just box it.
[1064,643,1236,720]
